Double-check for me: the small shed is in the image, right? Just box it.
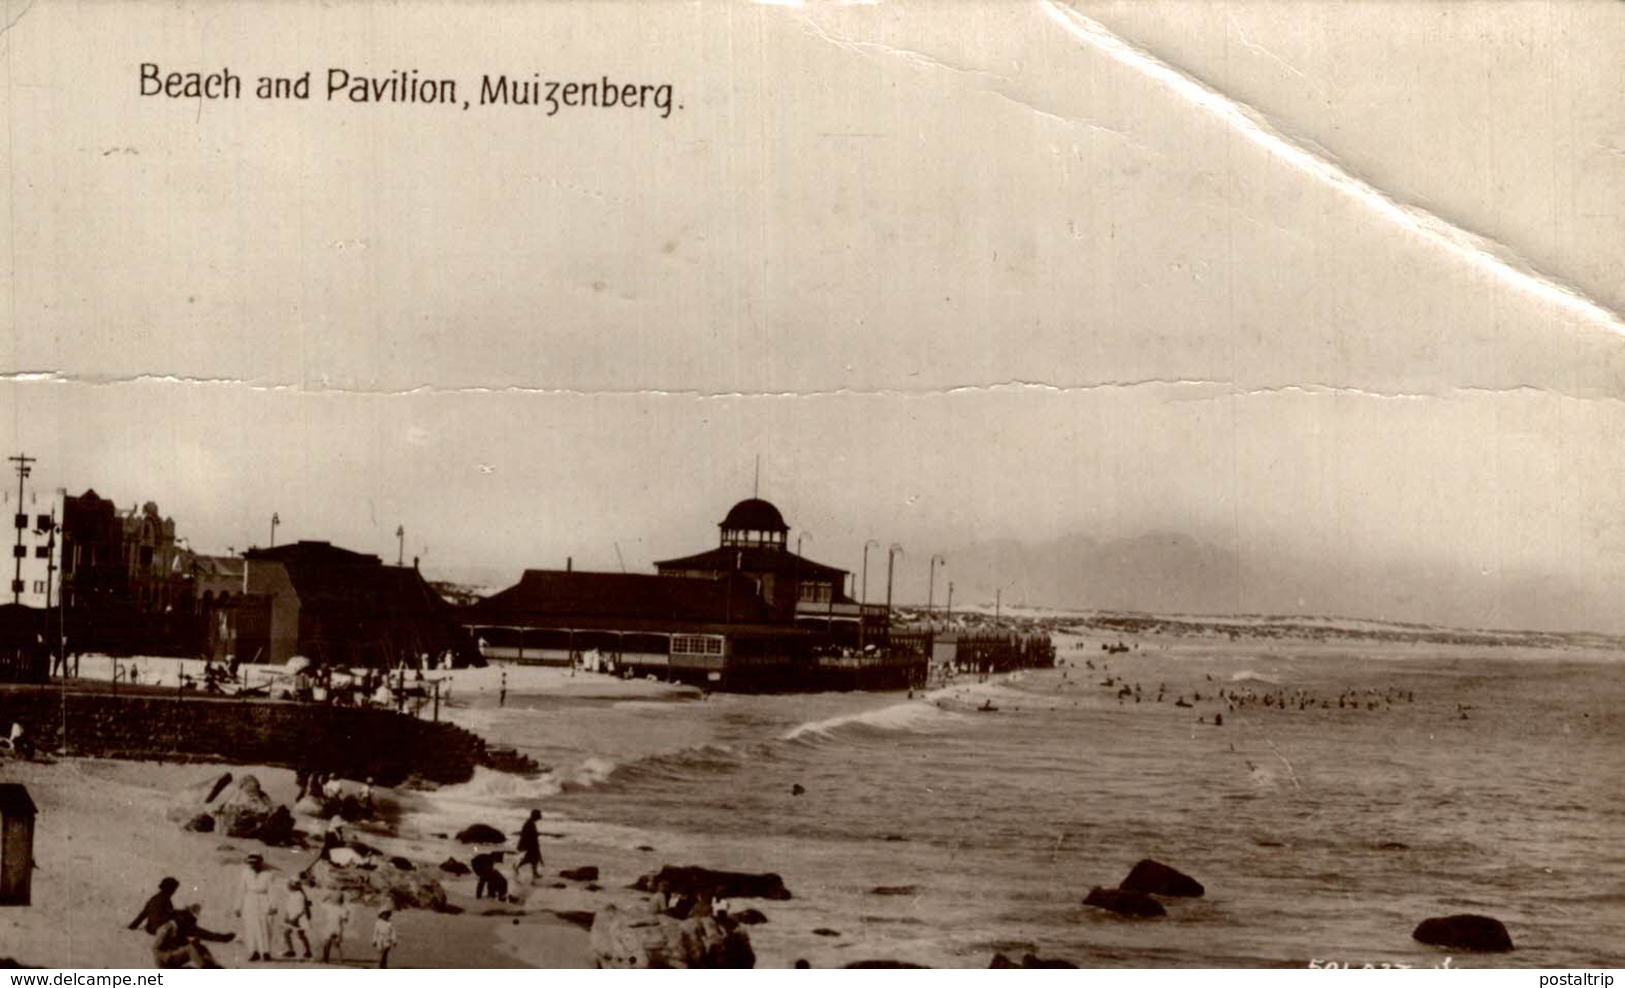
[0,783,37,905]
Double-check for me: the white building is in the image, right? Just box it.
[5,485,63,610]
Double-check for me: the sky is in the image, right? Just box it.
[3,1,1625,631]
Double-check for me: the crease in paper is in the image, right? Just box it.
[0,371,1595,404]
[1037,0,1625,341]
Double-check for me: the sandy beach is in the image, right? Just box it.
[0,664,698,970]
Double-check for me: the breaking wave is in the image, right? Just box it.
[782,697,964,742]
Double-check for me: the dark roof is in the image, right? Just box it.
[654,546,847,580]
[250,542,461,630]
[467,570,782,628]
[0,783,37,817]
[278,560,450,622]
[0,604,47,646]
[720,498,787,533]
[189,554,244,579]
[245,541,381,566]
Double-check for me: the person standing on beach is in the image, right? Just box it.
[514,809,543,884]
[319,891,351,964]
[280,878,313,959]
[499,669,507,708]
[371,908,398,968]
[236,853,276,962]
[128,877,180,934]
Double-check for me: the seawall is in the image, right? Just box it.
[0,685,490,785]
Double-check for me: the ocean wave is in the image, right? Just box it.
[569,744,745,790]
[782,697,965,741]
[1230,670,1282,685]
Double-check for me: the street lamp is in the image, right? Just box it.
[860,539,879,605]
[928,554,945,621]
[859,539,879,650]
[885,543,904,616]
[270,512,280,548]
[396,525,405,566]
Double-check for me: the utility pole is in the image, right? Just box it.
[9,453,36,605]
[396,525,405,566]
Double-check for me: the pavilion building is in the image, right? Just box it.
[464,498,889,689]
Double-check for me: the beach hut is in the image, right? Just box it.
[0,783,37,905]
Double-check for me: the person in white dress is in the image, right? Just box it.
[236,853,277,962]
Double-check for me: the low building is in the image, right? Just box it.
[216,541,474,668]
[466,498,900,690]
[465,569,811,687]
[654,498,886,647]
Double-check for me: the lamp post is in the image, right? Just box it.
[270,512,280,548]
[396,525,405,566]
[859,539,879,650]
[885,543,903,627]
[928,554,945,623]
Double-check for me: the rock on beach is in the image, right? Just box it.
[632,866,792,901]
[588,903,755,968]
[1119,859,1204,898]
[1082,886,1166,918]
[456,823,508,844]
[1412,914,1514,953]
[304,858,449,912]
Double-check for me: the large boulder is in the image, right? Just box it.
[1119,859,1204,898]
[255,805,297,846]
[589,903,754,968]
[990,953,1077,969]
[456,823,507,845]
[212,776,279,839]
[1083,886,1166,918]
[166,771,235,823]
[304,858,449,913]
[632,866,791,901]
[1412,915,1513,953]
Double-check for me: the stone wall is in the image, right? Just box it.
[0,686,487,785]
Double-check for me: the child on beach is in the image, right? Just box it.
[319,891,351,964]
[371,908,398,968]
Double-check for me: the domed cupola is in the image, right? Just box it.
[719,498,788,550]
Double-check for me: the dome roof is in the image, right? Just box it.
[719,498,788,533]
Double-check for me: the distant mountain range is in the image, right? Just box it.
[926,529,1620,638]
[428,529,1622,638]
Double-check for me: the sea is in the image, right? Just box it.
[417,635,1625,969]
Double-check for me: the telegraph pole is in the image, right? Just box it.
[9,454,36,605]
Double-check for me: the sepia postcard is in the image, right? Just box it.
[2,0,1623,974]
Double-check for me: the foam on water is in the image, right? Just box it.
[404,652,1625,967]
[781,696,964,741]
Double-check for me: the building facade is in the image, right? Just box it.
[218,540,474,668]
[466,498,900,690]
